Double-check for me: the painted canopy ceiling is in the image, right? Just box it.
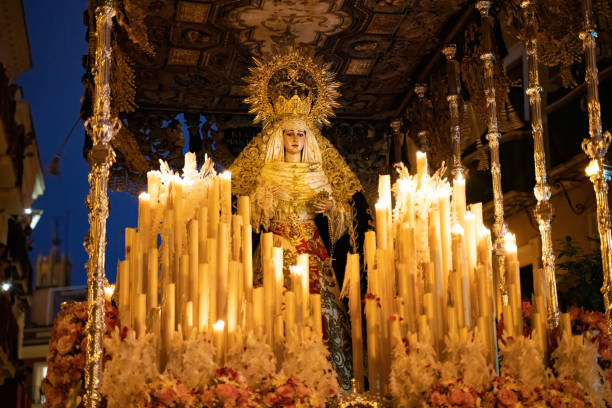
[114,0,468,120]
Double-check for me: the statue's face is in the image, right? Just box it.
[283,128,306,155]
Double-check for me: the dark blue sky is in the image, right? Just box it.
[20,1,137,286]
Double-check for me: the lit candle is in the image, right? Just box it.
[285,291,296,339]
[364,231,376,274]
[213,320,226,364]
[560,312,571,339]
[185,301,193,334]
[138,192,151,249]
[237,196,250,228]
[416,151,428,180]
[220,171,232,223]
[375,200,389,250]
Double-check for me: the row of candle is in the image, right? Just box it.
[351,152,500,393]
[114,154,322,367]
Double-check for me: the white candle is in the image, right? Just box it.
[118,260,130,327]
[453,175,466,224]
[375,200,389,250]
[138,192,151,249]
[311,294,323,337]
[206,238,218,322]
[273,247,284,316]
[198,263,209,332]
[285,291,296,339]
[147,248,158,309]
[253,286,264,334]
[188,220,199,325]
[217,222,229,321]
[208,177,220,239]
[213,320,225,364]
[220,171,232,223]
[416,151,428,180]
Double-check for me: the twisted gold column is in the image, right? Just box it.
[477,1,508,306]
[520,0,559,329]
[580,0,612,336]
[83,2,117,407]
[443,44,464,179]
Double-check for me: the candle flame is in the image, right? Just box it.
[478,225,490,238]
[375,199,389,209]
[454,173,465,183]
[586,160,599,177]
[220,170,231,180]
[139,192,150,200]
[464,210,475,220]
[416,151,427,159]
[213,320,225,331]
[504,232,517,253]
[104,284,115,298]
[451,223,464,235]
[289,265,303,277]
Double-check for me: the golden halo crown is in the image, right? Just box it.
[243,49,341,127]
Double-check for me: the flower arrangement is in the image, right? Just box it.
[99,325,338,408]
[41,300,119,408]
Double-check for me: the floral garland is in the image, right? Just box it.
[41,300,119,408]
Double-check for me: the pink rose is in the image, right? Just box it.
[216,383,240,401]
[277,384,295,400]
[158,387,176,405]
[430,391,449,405]
[549,396,564,408]
[450,388,467,405]
[296,382,309,397]
[497,388,518,406]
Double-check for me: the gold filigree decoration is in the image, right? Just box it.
[111,40,137,114]
[116,0,155,56]
[243,48,341,127]
[500,0,612,87]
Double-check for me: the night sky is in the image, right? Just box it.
[20,1,137,287]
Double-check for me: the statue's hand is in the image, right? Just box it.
[314,198,333,214]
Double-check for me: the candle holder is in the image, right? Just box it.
[83,1,118,407]
[580,0,612,336]
[443,43,465,180]
[476,1,509,306]
[520,0,559,329]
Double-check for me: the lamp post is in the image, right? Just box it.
[580,0,612,336]
[83,1,117,407]
[520,0,559,329]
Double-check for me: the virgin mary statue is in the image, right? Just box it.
[229,50,371,389]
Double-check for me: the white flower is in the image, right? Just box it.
[281,330,339,405]
[441,329,494,390]
[227,331,276,388]
[499,334,548,388]
[100,328,159,407]
[552,334,604,405]
[164,330,217,389]
[389,334,439,408]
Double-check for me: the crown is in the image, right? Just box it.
[273,94,313,120]
[243,49,341,127]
